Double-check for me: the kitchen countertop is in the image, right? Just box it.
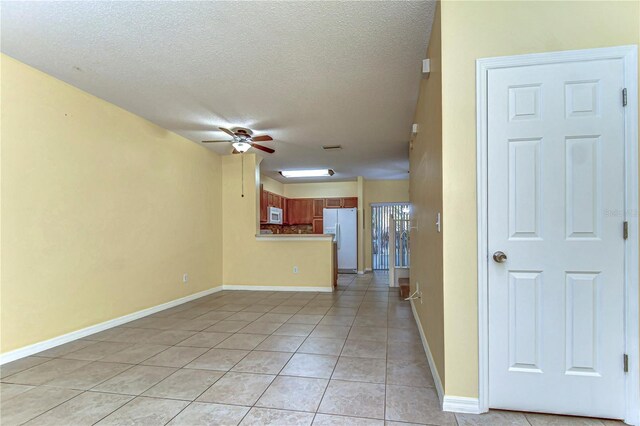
[255,233,334,240]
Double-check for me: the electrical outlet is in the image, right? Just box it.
[183,273,189,283]
[417,281,423,304]
[293,266,299,274]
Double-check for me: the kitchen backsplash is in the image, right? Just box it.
[260,224,314,234]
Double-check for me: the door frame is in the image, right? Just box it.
[476,45,639,424]
[370,202,412,271]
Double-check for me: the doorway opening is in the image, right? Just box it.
[371,203,411,270]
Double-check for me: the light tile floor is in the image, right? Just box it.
[0,273,626,425]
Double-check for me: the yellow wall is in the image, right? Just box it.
[1,55,223,353]
[409,0,445,388]
[223,155,333,287]
[260,174,284,196]
[283,181,357,199]
[363,179,410,271]
[439,0,640,398]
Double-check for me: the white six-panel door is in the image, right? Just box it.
[487,58,626,418]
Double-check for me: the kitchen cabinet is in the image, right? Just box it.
[263,194,359,227]
[260,187,287,223]
[260,185,268,223]
[343,197,358,208]
[313,218,324,234]
[325,198,342,208]
[288,199,313,224]
[313,199,325,217]
[281,198,288,224]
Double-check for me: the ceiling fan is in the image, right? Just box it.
[202,127,274,154]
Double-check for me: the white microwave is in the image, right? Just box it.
[267,207,283,224]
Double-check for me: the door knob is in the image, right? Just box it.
[493,251,507,263]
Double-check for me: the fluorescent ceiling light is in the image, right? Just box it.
[280,169,335,178]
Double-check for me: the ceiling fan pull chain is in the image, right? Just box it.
[241,154,244,198]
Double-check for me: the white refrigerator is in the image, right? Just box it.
[323,208,357,273]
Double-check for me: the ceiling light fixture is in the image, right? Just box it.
[280,169,335,178]
[232,141,251,153]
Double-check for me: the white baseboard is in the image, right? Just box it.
[365,268,372,272]
[410,299,444,403]
[442,396,482,414]
[0,283,338,365]
[0,286,223,365]
[357,270,365,275]
[222,284,333,293]
[409,300,481,414]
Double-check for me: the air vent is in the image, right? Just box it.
[322,145,342,151]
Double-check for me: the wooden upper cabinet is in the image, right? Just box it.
[313,199,325,217]
[264,195,359,225]
[281,196,288,224]
[325,198,342,208]
[288,199,313,224]
[260,185,268,223]
[261,190,286,209]
[260,187,287,222]
[300,199,313,223]
[343,197,358,208]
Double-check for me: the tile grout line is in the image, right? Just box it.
[235,288,330,425]
[5,356,146,425]
[2,275,418,426]
[311,281,352,423]
[164,288,325,425]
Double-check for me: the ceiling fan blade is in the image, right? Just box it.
[251,143,275,154]
[251,135,273,142]
[202,139,232,143]
[219,127,236,138]
[232,148,240,154]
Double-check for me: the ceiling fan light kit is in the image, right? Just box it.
[280,169,335,178]
[232,141,251,153]
[202,127,275,154]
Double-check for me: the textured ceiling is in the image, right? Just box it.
[1,1,435,183]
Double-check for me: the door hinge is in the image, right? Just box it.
[622,88,628,107]
[623,221,629,239]
[624,354,629,373]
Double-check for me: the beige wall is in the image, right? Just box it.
[260,175,284,196]
[438,0,640,398]
[260,176,357,200]
[363,180,410,271]
[283,181,357,199]
[409,0,445,388]
[1,55,223,353]
[222,155,333,287]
